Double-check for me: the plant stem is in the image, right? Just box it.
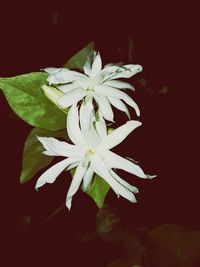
[39,203,65,228]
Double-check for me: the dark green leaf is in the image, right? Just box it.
[123,229,144,257]
[70,169,110,209]
[147,224,200,267]
[96,204,123,243]
[63,41,95,70]
[87,175,110,209]
[108,256,142,267]
[0,72,66,130]
[20,127,67,184]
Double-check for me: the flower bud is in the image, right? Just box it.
[42,85,64,107]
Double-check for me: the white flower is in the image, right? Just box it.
[35,100,155,210]
[44,51,142,121]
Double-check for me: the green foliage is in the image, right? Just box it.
[86,175,110,209]
[1,41,111,209]
[20,127,67,184]
[96,211,200,267]
[147,224,200,267]
[70,168,110,209]
[96,204,123,243]
[63,41,95,70]
[96,205,200,267]
[0,72,66,130]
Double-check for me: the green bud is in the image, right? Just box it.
[42,85,64,106]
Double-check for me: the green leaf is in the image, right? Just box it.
[96,204,123,243]
[20,127,67,184]
[147,224,200,267]
[87,175,110,209]
[63,41,95,70]
[0,72,66,130]
[70,169,110,209]
[108,256,142,267]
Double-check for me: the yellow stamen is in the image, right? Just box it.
[87,86,94,92]
[86,149,95,157]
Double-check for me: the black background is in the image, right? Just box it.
[0,1,197,266]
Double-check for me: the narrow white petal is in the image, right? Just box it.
[125,157,140,164]
[43,67,62,74]
[43,150,57,156]
[79,99,94,133]
[99,120,142,150]
[93,93,114,122]
[95,119,107,139]
[91,157,136,203]
[40,137,85,157]
[102,150,148,178]
[108,96,130,119]
[82,167,94,191]
[66,163,87,210]
[66,162,79,170]
[95,85,140,116]
[57,83,79,93]
[109,64,143,80]
[57,88,86,108]
[95,65,119,83]
[83,57,92,76]
[37,136,59,156]
[83,51,97,76]
[103,80,135,90]
[67,104,86,146]
[35,158,77,189]
[90,52,102,79]
[79,101,100,147]
[109,169,139,193]
[47,69,87,85]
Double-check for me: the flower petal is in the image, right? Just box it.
[96,65,120,83]
[37,136,59,156]
[109,169,139,193]
[79,100,100,147]
[102,150,148,179]
[57,88,87,108]
[99,120,141,150]
[91,156,136,203]
[108,96,130,119]
[80,98,94,133]
[83,51,97,76]
[90,52,102,79]
[95,85,140,116]
[95,115,107,139]
[103,80,135,90]
[66,162,87,210]
[37,136,85,157]
[47,69,87,85]
[43,67,62,75]
[67,104,86,146]
[93,93,114,122]
[66,162,79,170]
[35,158,78,189]
[57,83,79,93]
[109,64,143,80]
[82,167,94,191]
[83,57,92,76]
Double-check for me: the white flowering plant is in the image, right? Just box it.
[2,41,200,267]
[0,42,155,210]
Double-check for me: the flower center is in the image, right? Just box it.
[87,85,95,92]
[86,148,95,157]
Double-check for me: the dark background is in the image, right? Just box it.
[0,2,197,266]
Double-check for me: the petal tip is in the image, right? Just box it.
[147,174,157,179]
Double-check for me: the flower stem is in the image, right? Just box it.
[39,203,65,228]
